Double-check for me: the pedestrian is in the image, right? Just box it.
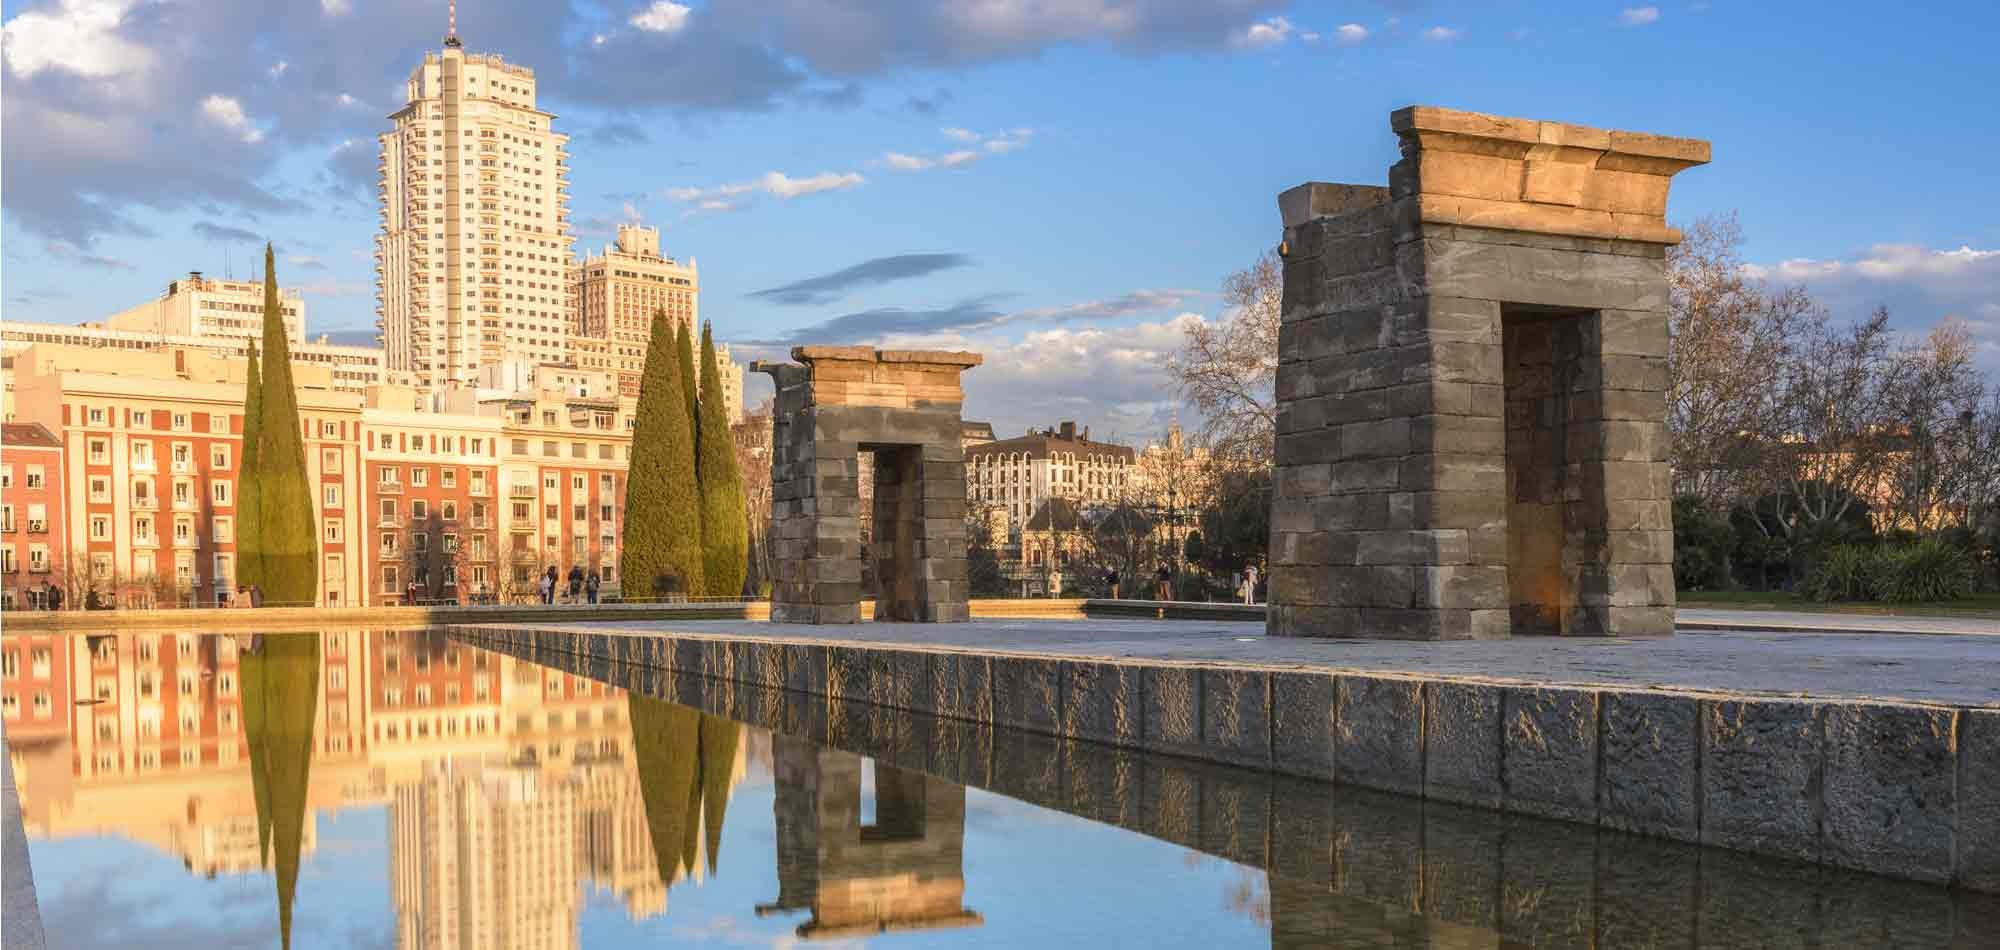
[406,580,419,606]
[1049,568,1063,599]
[1104,567,1120,600]
[46,584,63,612]
[1155,562,1173,601]
[586,570,600,605]
[539,567,556,605]
[567,564,584,604]
[1241,564,1261,605]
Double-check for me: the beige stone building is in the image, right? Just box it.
[1,322,388,417]
[101,271,304,345]
[376,38,575,390]
[966,421,1134,535]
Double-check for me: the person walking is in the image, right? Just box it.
[45,584,63,612]
[566,564,584,604]
[1155,562,1173,602]
[539,567,556,605]
[586,570,601,605]
[1241,564,1261,605]
[1104,567,1120,600]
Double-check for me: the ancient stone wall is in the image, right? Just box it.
[757,347,980,623]
[1269,106,1707,639]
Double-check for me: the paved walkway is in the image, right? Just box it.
[1677,607,2000,636]
[529,616,2000,707]
[2,732,47,950]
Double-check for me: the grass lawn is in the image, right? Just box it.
[1677,588,2000,618]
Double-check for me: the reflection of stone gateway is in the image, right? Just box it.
[1269,106,1709,639]
[756,735,981,938]
[755,347,982,624]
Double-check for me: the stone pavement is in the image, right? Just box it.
[1677,607,2000,638]
[2,732,47,950]
[525,617,2000,707]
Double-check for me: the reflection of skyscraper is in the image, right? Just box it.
[392,760,579,950]
[757,736,982,939]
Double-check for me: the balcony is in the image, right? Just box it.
[469,517,490,529]
[173,535,199,549]
[376,481,403,494]
[131,496,159,511]
[509,485,537,498]
[172,498,197,512]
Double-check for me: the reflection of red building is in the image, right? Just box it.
[1,633,75,744]
[1,422,68,609]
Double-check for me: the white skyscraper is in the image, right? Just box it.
[376,27,574,390]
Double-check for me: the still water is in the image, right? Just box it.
[3,630,1994,949]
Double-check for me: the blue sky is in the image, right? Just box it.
[5,1,1996,439]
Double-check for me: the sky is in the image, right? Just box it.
[4,0,1997,442]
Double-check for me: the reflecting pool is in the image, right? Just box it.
[3,630,1994,948]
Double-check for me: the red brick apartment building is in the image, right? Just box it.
[2,422,68,609]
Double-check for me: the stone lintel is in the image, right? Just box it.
[793,345,984,369]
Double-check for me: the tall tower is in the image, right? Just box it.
[376,21,575,390]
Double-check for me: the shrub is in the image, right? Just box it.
[1799,545,1875,602]
[1872,539,1976,603]
[1672,495,1732,590]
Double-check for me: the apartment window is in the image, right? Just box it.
[441,468,457,488]
[413,533,428,554]
[570,442,586,459]
[544,503,557,520]
[598,444,614,460]
[541,441,557,457]
[441,501,457,521]
[511,439,528,454]
[173,519,192,545]
[512,501,530,519]
[88,408,106,426]
[379,466,400,485]
[171,412,189,431]
[599,503,613,521]
[132,442,154,468]
[131,410,149,428]
[213,445,231,469]
[572,504,586,522]
[324,520,343,543]
[87,437,108,464]
[379,499,397,522]
[24,466,44,489]
[379,433,394,449]
[571,474,585,491]
[381,565,399,593]
[211,413,229,433]
[471,438,484,455]
[324,484,343,507]
[212,516,234,543]
[320,448,339,472]
[471,471,488,493]
[173,480,193,507]
[134,515,154,544]
[90,516,110,540]
[412,499,428,520]
[211,481,232,505]
[543,474,557,490]
[381,533,398,557]
[599,474,615,495]
[572,536,586,556]
[411,467,429,487]
[321,421,340,438]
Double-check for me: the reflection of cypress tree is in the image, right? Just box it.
[629,694,701,882]
[627,695,743,885]
[241,634,320,950]
[699,713,740,873]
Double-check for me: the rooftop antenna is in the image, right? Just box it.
[444,0,462,47]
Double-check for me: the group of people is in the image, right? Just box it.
[538,565,602,605]
[1094,562,1263,604]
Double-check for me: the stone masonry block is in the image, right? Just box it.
[1336,676,1423,795]
[1502,687,1599,822]
[992,655,1061,736]
[927,652,991,723]
[1060,661,1141,747]
[1269,671,1337,781]
[1702,699,1823,863]
[1202,668,1272,769]
[1424,681,1502,808]
[1962,709,2000,891]
[1598,690,1698,842]
[1141,666,1204,760]
[1821,703,1957,883]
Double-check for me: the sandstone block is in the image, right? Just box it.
[1962,708,2000,891]
[1598,691,1699,841]
[1822,703,1957,883]
[1503,687,1599,822]
[1141,666,1203,759]
[1060,661,1141,746]
[1702,699,1823,863]
[1424,681,1503,807]
[1202,668,1272,769]
[991,655,1061,735]
[1335,676,1423,795]
[1270,671,1337,781]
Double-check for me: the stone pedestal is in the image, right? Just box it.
[1268,106,1708,639]
[755,346,981,623]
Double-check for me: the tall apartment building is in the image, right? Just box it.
[377,36,574,391]
[568,224,742,422]
[1,423,68,609]
[102,272,304,345]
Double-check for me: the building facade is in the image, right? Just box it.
[101,272,305,345]
[377,39,575,390]
[1,423,68,609]
[966,421,1134,534]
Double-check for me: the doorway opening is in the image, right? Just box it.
[1501,305,1595,636]
[863,444,926,621]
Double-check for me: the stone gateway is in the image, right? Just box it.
[1268,106,1709,640]
[756,346,982,624]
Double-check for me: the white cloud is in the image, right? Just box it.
[630,1,692,34]
[1335,23,1368,45]
[1854,244,1999,279]
[1234,16,1293,49]
[320,0,351,16]
[883,152,934,171]
[941,127,980,142]
[287,255,326,269]
[199,94,264,144]
[1300,31,1320,43]
[760,170,863,198]
[1423,26,1462,43]
[268,60,289,78]
[1621,7,1661,26]
[939,150,982,168]
[2,0,153,80]
[886,128,1033,171]
[1745,243,2000,371]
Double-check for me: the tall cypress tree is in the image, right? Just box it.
[237,342,265,595]
[697,323,748,597]
[253,246,319,605]
[675,320,698,441]
[621,310,705,598]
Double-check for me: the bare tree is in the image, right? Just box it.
[1666,214,1814,505]
[1760,307,1899,543]
[1880,320,1993,531]
[1168,248,1280,463]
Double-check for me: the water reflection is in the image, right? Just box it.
[758,735,980,938]
[6,629,1997,948]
